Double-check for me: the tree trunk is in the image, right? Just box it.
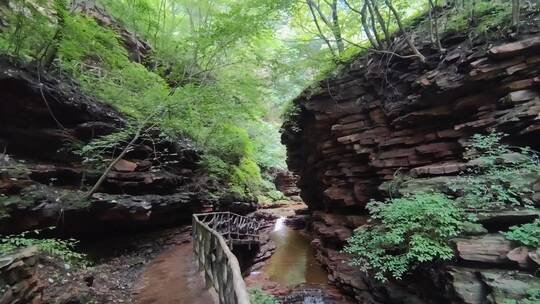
[368,0,391,48]
[359,1,380,49]
[365,0,385,49]
[428,0,444,52]
[469,0,476,23]
[84,127,143,199]
[512,0,520,32]
[384,0,426,62]
[330,0,345,54]
[306,0,338,59]
[39,0,71,69]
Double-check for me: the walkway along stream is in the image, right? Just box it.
[134,206,352,304]
[134,243,217,304]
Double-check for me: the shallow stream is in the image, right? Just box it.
[261,217,328,286]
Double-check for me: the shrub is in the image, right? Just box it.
[503,219,540,248]
[344,192,464,281]
[0,1,288,201]
[249,288,279,304]
[230,157,264,197]
[449,133,540,210]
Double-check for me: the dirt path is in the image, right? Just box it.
[134,242,217,304]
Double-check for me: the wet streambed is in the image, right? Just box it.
[262,217,328,286]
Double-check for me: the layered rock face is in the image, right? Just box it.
[282,30,540,303]
[0,246,41,304]
[283,36,540,212]
[274,171,300,197]
[0,57,209,235]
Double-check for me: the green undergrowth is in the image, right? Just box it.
[0,229,88,267]
[345,133,540,282]
[443,1,512,38]
[449,132,540,213]
[249,288,279,304]
[0,1,287,201]
[344,192,464,281]
[504,219,540,248]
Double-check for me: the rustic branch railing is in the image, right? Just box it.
[192,212,261,304]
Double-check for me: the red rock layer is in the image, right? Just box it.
[282,33,540,303]
[283,36,540,213]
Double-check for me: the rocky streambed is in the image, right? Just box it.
[246,204,355,304]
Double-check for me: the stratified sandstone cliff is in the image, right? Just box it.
[283,36,540,213]
[0,56,208,235]
[282,24,540,304]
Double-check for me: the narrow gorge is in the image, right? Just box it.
[1,1,540,304]
[282,16,540,304]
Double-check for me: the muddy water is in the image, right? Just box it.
[261,217,328,286]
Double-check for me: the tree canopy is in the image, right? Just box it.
[0,0,525,200]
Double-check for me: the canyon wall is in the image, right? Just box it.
[282,28,540,304]
[0,246,41,304]
[0,56,253,236]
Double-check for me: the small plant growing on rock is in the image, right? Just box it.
[449,132,540,211]
[249,288,279,304]
[503,219,540,248]
[344,192,464,281]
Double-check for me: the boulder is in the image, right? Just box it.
[0,246,41,304]
[476,209,540,228]
[506,247,534,269]
[446,267,486,304]
[453,234,513,264]
[480,270,540,303]
[273,171,300,197]
[113,159,138,173]
[528,248,540,266]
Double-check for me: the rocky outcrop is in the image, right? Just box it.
[274,171,300,197]
[0,184,204,235]
[0,56,123,162]
[0,57,216,235]
[0,246,42,304]
[282,35,540,212]
[282,21,540,304]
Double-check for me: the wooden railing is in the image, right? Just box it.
[192,212,261,304]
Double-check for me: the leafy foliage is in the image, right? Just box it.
[0,0,297,198]
[443,1,513,37]
[1,0,532,203]
[0,0,56,60]
[344,192,464,281]
[449,133,540,211]
[503,219,540,248]
[346,132,540,281]
[249,288,279,304]
[0,230,87,267]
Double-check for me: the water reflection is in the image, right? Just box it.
[263,217,328,286]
